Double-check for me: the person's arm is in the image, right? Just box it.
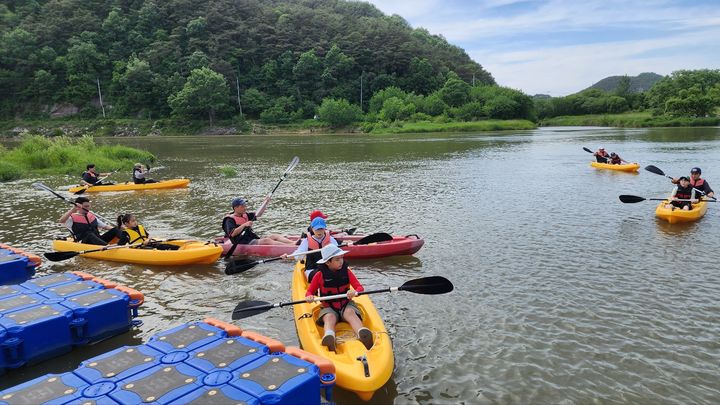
[690,188,698,202]
[347,270,364,294]
[329,236,338,245]
[96,217,114,230]
[704,182,714,199]
[306,272,322,300]
[59,206,76,224]
[118,231,129,245]
[670,186,679,200]
[255,196,271,218]
[290,238,309,256]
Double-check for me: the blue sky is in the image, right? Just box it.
[364,0,720,96]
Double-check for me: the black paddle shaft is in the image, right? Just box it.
[231,276,454,319]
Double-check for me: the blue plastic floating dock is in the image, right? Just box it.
[0,244,40,285]
[0,318,337,405]
[0,271,143,373]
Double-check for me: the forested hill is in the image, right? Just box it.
[0,0,494,119]
[585,73,663,94]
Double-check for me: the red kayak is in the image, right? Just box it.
[216,234,424,259]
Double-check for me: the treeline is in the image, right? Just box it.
[536,70,720,120]
[0,0,495,122]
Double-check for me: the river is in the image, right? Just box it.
[1,126,719,404]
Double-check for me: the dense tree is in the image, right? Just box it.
[318,98,362,127]
[0,0,495,119]
[168,67,228,124]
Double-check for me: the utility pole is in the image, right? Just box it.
[360,71,364,110]
[235,74,243,118]
[96,78,106,118]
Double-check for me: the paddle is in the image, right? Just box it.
[225,245,337,275]
[74,170,119,195]
[32,182,115,224]
[618,195,713,204]
[330,227,357,236]
[583,147,610,162]
[224,233,393,275]
[644,165,717,201]
[44,244,132,262]
[225,156,300,258]
[231,276,454,320]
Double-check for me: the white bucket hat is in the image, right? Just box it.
[316,244,348,264]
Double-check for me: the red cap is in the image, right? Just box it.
[309,210,328,220]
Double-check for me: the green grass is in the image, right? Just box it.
[0,134,155,182]
[369,119,537,134]
[219,166,237,177]
[541,112,720,127]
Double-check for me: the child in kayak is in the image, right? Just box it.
[305,244,373,352]
[665,176,698,210]
[609,152,628,165]
[284,217,339,280]
[117,213,179,250]
[81,164,114,186]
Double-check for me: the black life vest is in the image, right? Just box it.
[305,231,332,270]
[676,185,693,200]
[71,212,99,241]
[318,263,351,311]
[610,156,621,164]
[82,171,99,184]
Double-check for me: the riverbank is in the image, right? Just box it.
[0,135,154,182]
[1,117,538,138]
[541,111,720,127]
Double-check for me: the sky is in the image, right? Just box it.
[364,0,720,96]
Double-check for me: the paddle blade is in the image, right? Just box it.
[225,259,259,275]
[231,300,274,320]
[399,276,454,295]
[354,233,393,245]
[582,147,594,154]
[644,165,665,176]
[43,251,80,262]
[345,227,357,235]
[285,156,300,174]
[73,188,87,195]
[619,195,646,203]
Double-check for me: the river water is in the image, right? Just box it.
[1,127,719,404]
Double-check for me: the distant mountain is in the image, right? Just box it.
[586,72,664,93]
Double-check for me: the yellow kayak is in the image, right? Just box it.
[68,178,190,193]
[291,261,393,401]
[590,162,640,172]
[655,200,708,224]
[52,238,222,265]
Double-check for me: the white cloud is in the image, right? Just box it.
[363,0,720,94]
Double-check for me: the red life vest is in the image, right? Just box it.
[223,212,251,237]
[306,231,331,250]
[318,263,352,310]
[305,231,332,270]
[70,212,99,241]
[690,178,705,189]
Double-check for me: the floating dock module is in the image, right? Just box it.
[0,244,40,285]
[0,271,143,372]
[0,318,336,405]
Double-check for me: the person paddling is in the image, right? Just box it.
[222,198,295,246]
[284,217,338,280]
[132,163,158,184]
[58,197,120,245]
[665,176,698,211]
[117,213,178,250]
[305,244,373,352]
[672,167,714,199]
[81,164,114,186]
[593,148,610,162]
[609,152,627,165]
